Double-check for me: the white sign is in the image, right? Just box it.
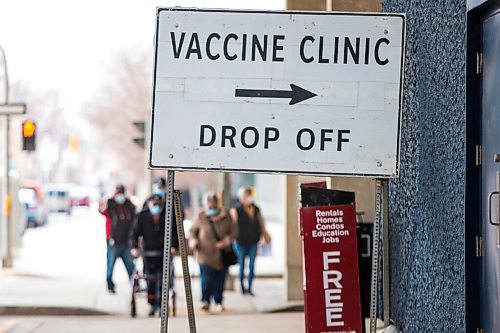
[150,8,406,178]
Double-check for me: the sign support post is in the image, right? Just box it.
[160,170,174,333]
[369,179,385,333]
[160,171,198,333]
[173,190,197,333]
[382,181,390,327]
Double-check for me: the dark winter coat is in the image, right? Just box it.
[132,207,179,253]
[235,204,262,245]
[105,198,136,246]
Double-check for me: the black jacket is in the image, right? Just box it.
[235,204,262,245]
[106,198,136,246]
[132,207,179,253]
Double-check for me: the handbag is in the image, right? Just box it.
[208,218,237,267]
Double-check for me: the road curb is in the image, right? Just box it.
[0,306,110,316]
[264,304,304,314]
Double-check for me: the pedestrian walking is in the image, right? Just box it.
[230,187,271,296]
[142,177,167,209]
[131,194,179,316]
[189,192,237,313]
[99,184,136,294]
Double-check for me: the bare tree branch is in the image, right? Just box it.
[82,48,152,182]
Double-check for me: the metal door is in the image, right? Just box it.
[481,10,500,332]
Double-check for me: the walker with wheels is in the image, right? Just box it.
[130,251,176,318]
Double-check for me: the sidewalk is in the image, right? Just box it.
[0,209,300,317]
[0,267,302,316]
[0,313,306,333]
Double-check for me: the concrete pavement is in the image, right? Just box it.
[0,208,301,316]
[0,269,302,316]
[0,313,305,333]
[0,315,397,333]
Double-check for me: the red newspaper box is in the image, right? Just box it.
[300,204,363,333]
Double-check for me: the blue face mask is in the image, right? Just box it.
[149,205,162,216]
[154,189,165,198]
[115,194,126,204]
[206,208,219,217]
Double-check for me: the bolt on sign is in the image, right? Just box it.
[150,8,406,177]
[300,205,362,333]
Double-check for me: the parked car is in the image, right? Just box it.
[18,186,48,228]
[44,184,73,214]
[70,187,90,207]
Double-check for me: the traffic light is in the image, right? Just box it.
[22,120,36,151]
[69,135,80,151]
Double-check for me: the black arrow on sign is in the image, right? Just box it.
[235,84,317,105]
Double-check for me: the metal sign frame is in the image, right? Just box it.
[152,8,406,333]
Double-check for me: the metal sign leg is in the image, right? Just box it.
[382,181,390,327]
[369,179,383,333]
[174,190,197,333]
[161,170,174,333]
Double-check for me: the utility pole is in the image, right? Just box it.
[1,45,11,268]
[0,46,26,268]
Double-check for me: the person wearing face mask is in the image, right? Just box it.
[142,177,167,210]
[99,184,136,294]
[230,187,271,296]
[131,194,179,316]
[189,192,237,313]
